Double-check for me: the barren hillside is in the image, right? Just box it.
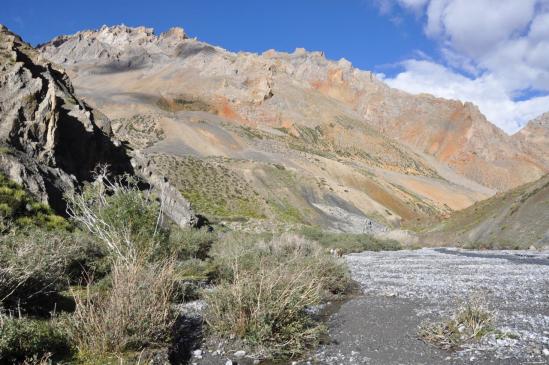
[37,25,548,229]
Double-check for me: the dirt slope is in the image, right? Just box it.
[424,174,549,248]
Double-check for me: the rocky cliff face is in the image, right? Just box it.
[0,24,135,211]
[0,25,196,226]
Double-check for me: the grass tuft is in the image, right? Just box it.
[418,300,494,351]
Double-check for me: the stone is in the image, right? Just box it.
[234,350,246,357]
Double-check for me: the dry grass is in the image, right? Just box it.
[419,301,494,351]
[204,233,349,358]
[66,258,176,356]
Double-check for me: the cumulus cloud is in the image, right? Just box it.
[375,0,549,133]
[380,60,549,133]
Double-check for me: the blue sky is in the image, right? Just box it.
[2,0,432,77]
[3,0,549,133]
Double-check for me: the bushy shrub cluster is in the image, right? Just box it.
[0,171,359,363]
[63,173,217,360]
[299,226,401,253]
[65,258,176,356]
[0,317,71,363]
[0,229,104,315]
[204,233,350,358]
[0,173,70,231]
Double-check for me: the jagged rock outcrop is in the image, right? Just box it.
[132,151,197,227]
[0,24,133,211]
[0,25,196,227]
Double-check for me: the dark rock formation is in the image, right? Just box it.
[0,24,132,212]
[0,25,196,227]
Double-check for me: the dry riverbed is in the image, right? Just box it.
[189,248,549,364]
[306,248,549,364]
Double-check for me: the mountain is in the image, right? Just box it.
[36,25,548,230]
[0,25,195,226]
[513,112,549,169]
[423,174,549,248]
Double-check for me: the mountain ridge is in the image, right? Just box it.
[38,25,549,193]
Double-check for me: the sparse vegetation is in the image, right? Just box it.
[204,233,350,359]
[298,226,401,253]
[0,173,70,231]
[150,155,265,221]
[418,300,494,351]
[156,95,215,113]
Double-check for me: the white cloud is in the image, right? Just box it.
[380,60,549,133]
[397,0,429,10]
[375,0,549,133]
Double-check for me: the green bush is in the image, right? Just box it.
[204,233,349,358]
[0,317,71,363]
[0,229,104,314]
[159,227,217,261]
[298,226,401,254]
[66,176,168,261]
[0,174,70,231]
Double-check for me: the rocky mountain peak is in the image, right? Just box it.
[160,26,187,41]
[527,111,549,128]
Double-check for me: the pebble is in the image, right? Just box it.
[225,361,233,365]
[234,350,246,357]
[192,349,202,359]
[543,348,549,356]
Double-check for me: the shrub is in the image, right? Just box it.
[298,226,401,254]
[66,172,166,262]
[65,258,176,356]
[418,301,494,351]
[0,174,70,231]
[160,227,217,261]
[0,229,103,315]
[0,317,71,363]
[204,233,349,358]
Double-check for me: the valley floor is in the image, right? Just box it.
[305,248,549,364]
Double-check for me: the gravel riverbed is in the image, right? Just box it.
[306,248,549,365]
[189,248,549,364]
